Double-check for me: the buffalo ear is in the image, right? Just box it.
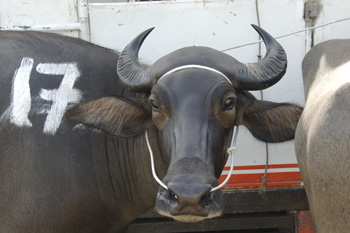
[242,98,303,143]
[66,97,152,137]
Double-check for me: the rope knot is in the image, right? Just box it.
[227,147,237,156]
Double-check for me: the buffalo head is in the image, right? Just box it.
[67,25,302,222]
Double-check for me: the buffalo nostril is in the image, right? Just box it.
[200,192,212,208]
[168,190,178,202]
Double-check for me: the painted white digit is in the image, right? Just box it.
[10,57,33,127]
[36,62,82,135]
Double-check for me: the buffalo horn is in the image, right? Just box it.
[116,27,156,92]
[231,24,287,90]
[117,25,287,92]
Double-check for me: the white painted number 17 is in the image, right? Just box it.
[10,57,82,135]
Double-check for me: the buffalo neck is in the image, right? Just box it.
[94,127,168,226]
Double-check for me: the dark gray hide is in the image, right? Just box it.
[0,31,163,233]
[0,26,302,233]
[295,39,350,233]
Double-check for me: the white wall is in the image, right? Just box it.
[0,0,80,37]
[313,0,350,44]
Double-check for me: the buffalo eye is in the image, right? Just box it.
[150,99,160,112]
[223,98,236,110]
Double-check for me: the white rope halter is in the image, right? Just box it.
[145,65,238,192]
[158,64,233,85]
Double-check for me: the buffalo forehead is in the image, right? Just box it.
[159,69,231,99]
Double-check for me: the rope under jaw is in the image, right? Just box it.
[145,126,238,193]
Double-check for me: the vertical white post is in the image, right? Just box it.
[78,0,90,41]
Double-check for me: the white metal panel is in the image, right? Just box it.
[313,0,350,44]
[89,0,305,169]
[257,0,306,166]
[0,0,80,37]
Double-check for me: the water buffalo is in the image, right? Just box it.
[295,39,350,233]
[0,25,302,233]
